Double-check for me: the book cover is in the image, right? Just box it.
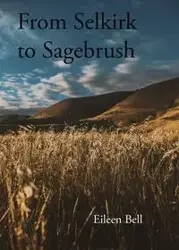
[0,0,179,249]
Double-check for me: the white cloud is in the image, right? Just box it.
[17,89,38,108]
[42,73,69,89]
[1,71,76,109]
[2,73,35,83]
[30,83,52,102]
[0,10,39,60]
[108,59,179,90]
[105,39,116,46]
[43,73,76,97]
[114,57,140,74]
[0,58,178,110]
[33,68,45,74]
[78,62,99,84]
[0,10,38,41]
[0,41,9,59]
[0,91,12,108]
[53,60,71,68]
[115,63,131,74]
[104,29,139,50]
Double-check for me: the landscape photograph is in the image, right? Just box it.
[0,0,179,249]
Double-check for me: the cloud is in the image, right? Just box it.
[77,61,117,94]
[76,58,179,94]
[74,58,142,95]
[0,10,38,41]
[2,73,35,83]
[29,73,75,105]
[42,73,69,89]
[78,62,99,84]
[30,83,53,103]
[0,69,79,110]
[114,57,140,74]
[42,73,76,97]
[108,59,179,90]
[53,60,71,69]
[0,77,48,109]
[0,58,179,110]
[0,37,9,59]
[105,39,116,46]
[0,92,12,108]
[33,68,45,74]
[0,10,38,59]
[105,29,139,48]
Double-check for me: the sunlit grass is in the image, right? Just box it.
[0,128,179,249]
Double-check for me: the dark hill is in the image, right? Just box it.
[33,91,134,123]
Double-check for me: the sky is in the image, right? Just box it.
[0,0,179,112]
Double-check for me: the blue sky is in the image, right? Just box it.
[0,0,179,112]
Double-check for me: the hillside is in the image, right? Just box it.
[139,104,179,132]
[90,78,179,127]
[34,91,134,122]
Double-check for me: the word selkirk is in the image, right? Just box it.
[19,12,137,30]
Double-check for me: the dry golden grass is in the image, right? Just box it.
[0,128,179,250]
[139,106,179,132]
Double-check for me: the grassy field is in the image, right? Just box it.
[0,128,179,250]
